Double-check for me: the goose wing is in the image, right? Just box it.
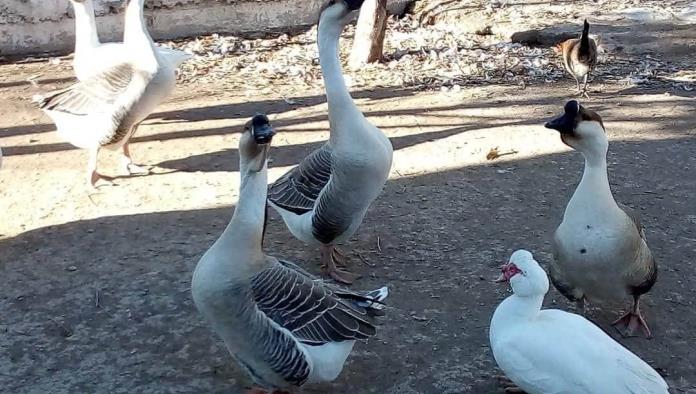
[38,63,149,115]
[267,145,333,215]
[250,260,382,346]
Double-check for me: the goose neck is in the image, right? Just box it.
[576,155,612,199]
[317,17,357,118]
[217,163,268,257]
[72,0,101,51]
[123,0,155,53]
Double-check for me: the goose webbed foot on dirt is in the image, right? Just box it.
[612,297,652,338]
[320,244,361,285]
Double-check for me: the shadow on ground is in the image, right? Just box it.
[1,135,695,393]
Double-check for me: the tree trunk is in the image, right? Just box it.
[349,0,387,70]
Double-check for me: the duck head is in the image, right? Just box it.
[496,250,549,297]
[319,0,366,25]
[240,114,275,173]
[545,100,608,158]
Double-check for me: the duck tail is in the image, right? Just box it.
[580,19,591,53]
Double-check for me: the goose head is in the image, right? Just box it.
[497,250,549,298]
[240,114,275,173]
[545,100,608,159]
[319,0,366,25]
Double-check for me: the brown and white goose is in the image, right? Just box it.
[546,100,658,338]
[192,115,388,393]
[267,0,393,284]
[37,0,178,187]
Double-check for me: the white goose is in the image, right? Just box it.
[490,249,669,394]
[545,100,658,337]
[267,0,393,284]
[69,0,190,82]
[38,0,180,187]
[192,114,388,393]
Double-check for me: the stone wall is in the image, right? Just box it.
[0,0,411,56]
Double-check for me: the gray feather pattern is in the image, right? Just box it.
[250,260,383,346]
[268,145,333,215]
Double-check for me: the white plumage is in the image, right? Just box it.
[38,0,186,187]
[490,250,668,394]
[69,0,190,81]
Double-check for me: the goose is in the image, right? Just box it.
[557,19,597,97]
[490,249,669,394]
[545,100,658,338]
[37,0,180,187]
[267,0,394,284]
[192,114,389,394]
[69,0,191,82]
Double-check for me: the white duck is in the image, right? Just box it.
[192,114,389,394]
[38,0,180,187]
[69,0,190,81]
[545,100,658,337]
[490,249,669,394]
[267,0,393,284]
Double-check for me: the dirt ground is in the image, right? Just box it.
[1,2,696,393]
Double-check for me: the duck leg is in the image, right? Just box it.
[574,77,581,94]
[87,147,115,188]
[581,73,591,98]
[612,296,651,338]
[320,244,361,285]
[121,141,149,175]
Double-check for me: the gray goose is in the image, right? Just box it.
[546,100,658,338]
[192,115,388,394]
[37,0,179,187]
[267,0,393,284]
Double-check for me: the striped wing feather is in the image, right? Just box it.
[250,260,380,346]
[267,145,333,215]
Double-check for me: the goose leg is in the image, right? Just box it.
[121,142,149,175]
[320,244,361,285]
[612,296,651,338]
[575,298,586,315]
[87,148,114,188]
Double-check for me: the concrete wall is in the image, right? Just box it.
[0,0,411,56]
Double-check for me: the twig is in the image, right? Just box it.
[356,252,375,267]
[376,236,382,252]
[95,288,101,308]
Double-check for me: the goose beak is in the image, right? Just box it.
[544,113,574,135]
[252,123,275,145]
[545,100,579,134]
